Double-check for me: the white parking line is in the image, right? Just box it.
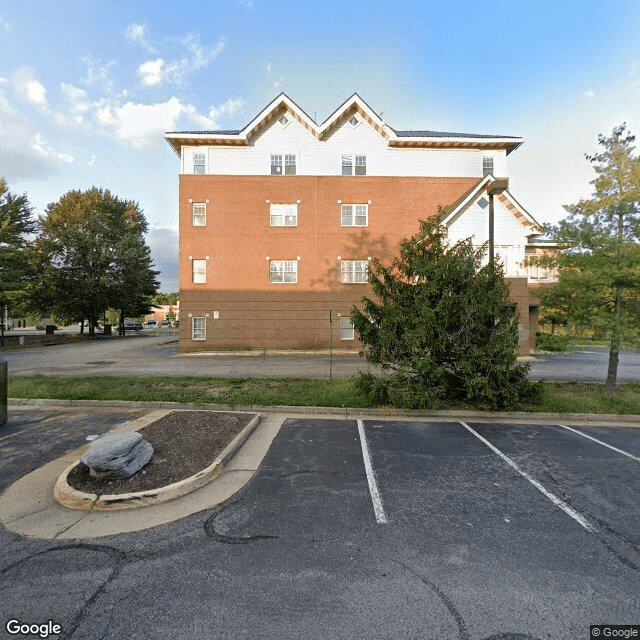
[357,419,388,524]
[557,424,640,463]
[459,421,594,531]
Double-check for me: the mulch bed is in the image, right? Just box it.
[66,411,254,496]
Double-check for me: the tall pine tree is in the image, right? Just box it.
[541,124,640,391]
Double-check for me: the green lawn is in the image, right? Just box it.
[8,375,640,414]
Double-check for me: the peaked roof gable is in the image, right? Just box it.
[440,176,542,235]
[165,93,523,155]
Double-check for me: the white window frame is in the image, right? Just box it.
[271,153,297,175]
[342,154,366,176]
[341,204,368,227]
[269,260,298,284]
[192,259,207,284]
[270,203,298,227]
[192,203,206,226]
[341,260,368,284]
[193,152,206,175]
[340,316,355,340]
[192,316,206,341]
[482,156,494,177]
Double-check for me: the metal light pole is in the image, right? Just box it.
[487,179,509,266]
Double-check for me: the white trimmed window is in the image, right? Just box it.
[193,152,206,175]
[483,156,494,177]
[340,316,354,340]
[270,204,298,227]
[192,259,207,284]
[192,317,206,341]
[341,204,368,227]
[270,260,298,284]
[192,203,206,226]
[271,154,297,175]
[341,260,368,283]
[342,154,366,175]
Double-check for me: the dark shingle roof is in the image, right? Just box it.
[394,130,521,139]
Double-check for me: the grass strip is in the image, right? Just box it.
[8,375,640,415]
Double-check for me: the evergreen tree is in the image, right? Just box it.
[351,218,536,410]
[542,124,640,390]
[0,179,36,345]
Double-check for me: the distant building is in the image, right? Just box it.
[165,93,552,354]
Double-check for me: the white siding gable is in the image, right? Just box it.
[182,117,510,178]
[446,196,529,277]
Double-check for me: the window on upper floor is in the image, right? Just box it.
[342,154,366,176]
[340,316,355,340]
[192,317,206,341]
[192,203,206,226]
[271,154,297,175]
[270,204,298,227]
[341,204,368,227]
[341,260,368,284]
[193,152,206,175]
[192,259,207,284]
[269,260,298,283]
[483,156,494,177]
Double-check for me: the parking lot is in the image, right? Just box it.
[1,406,638,639]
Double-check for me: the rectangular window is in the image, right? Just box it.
[192,259,207,284]
[192,317,206,341]
[270,204,298,227]
[341,260,368,283]
[342,154,366,175]
[483,156,494,177]
[270,154,282,175]
[341,204,368,227]
[192,203,206,226]
[193,152,206,175]
[285,154,297,175]
[340,316,354,340]
[269,260,298,284]
[271,154,296,175]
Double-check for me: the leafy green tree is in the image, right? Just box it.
[542,124,640,391]
[0,179,36,344]
[351,218,536,410]
[29,188,159,337]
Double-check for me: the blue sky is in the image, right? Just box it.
[1,0,639,291]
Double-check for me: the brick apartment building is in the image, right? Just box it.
[165,93,554,354]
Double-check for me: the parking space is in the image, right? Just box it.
[1,411,638,639]
[211,417,640,638]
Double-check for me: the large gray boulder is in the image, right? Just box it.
[81,431,153,479]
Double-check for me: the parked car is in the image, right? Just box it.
[145,320,158,326]
[160,319,172,327]
[121,319,143,332]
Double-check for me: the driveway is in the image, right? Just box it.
[0,405,638,639]
[2,335,640,381]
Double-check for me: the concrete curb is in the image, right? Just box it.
[53,412,261,511]
[8,398,640,426]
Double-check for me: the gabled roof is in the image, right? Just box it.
[440,175,542,235]
[164,93,523,155]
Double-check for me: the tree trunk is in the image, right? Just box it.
[605,288,622,392]
[119,309,125,337]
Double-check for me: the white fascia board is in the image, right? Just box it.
[318,93,386,135]
[500,190,543,231]
[440,175,494,227]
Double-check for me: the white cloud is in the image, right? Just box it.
[81,56,116,94]
[139,58,165,87]
[583,89,596,98]
[0,14,11,31]
[32,134,74,164]
[96,97,185,148]
[137,34,227,87]
[12,66,48,107]
[126,23,156,53]
[208,97,245,121]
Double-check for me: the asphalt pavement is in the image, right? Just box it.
[3,333,640,381]
[0,403,639,639]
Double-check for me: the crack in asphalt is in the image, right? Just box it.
[203,499,278,545]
